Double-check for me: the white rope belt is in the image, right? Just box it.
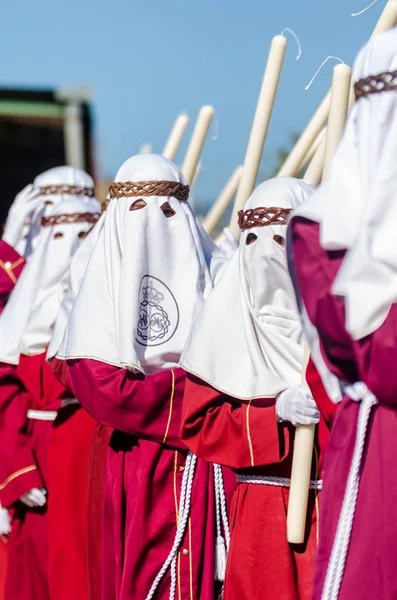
[27,409,58,421]
[237,473,323,490]
[321,381,378,600]
[145,456,230,600]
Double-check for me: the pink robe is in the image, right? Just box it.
[290,217,397,599]
[0,241,26,315]
[67,359,235,600]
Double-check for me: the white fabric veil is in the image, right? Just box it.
[61,154,228,375]
[23,166,96,258]
[0,194,100,365]
[47,214,103,362]
[181,177,314,400]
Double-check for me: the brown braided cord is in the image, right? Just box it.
[41,212,100,227]
[39,184,95,198]
[355,69,397,100]
[108,180,189,201]
[238,207,292,231]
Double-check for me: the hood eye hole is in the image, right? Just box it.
[160,202,176,219]
[130,199,147,211]
[246,233,257,246]
[54,231,64,239]
[78,231,87,239]
[273,234,285,247]
[44,200,54,206]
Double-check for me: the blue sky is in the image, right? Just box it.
[1,0,386,209]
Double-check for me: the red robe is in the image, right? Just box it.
[290,217,397,599]
[86,423,113,600]
[0,240,26,600]
[181,364,334,600]
[0,354,61,600]
[66,359,236,600]
[48,357,97,600]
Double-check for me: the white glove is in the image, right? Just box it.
[258,305,303,343]
[0,507,11,538]
[218,227,239,259]
[3,185,42,249]
[276,386,320,426]
[20,488,47,508]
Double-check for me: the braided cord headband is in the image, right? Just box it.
[102,180,190,212]
[238,207,292,231]
[39,184,95,198]
[355,69,397,100]
[41,212,100,227]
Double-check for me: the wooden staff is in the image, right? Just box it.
[303,137,326,186]
[202,166,243,236]
[229,34,288,238]
[181,106,214,185]
[322,64,352,182]
[287,63,352,545]
[277,0,397,179]
[298,127,326,174]
[162,113,189,160]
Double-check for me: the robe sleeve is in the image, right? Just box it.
[0,241,26,313]
[292,218,397,409]
[66,359,186,451]
[291,218,358,383]
[0,363,43,508]
[181,374,290,469]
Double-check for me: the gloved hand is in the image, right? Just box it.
[0,507,11,539]
[20,488,47,508]
[218,227,239,259]
[3,185,42,249]
[276,386,320,426]
[259,305,303,343]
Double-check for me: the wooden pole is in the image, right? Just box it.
[298,127,326,174]
[303,137,326,186]
[229,35,288,238]
[181,106,214,185]
[287,347,315,545]
[277,0,397,179]
[322,64,352,182]
[287,68,351,544]
[162,113,189,160]
[202,166,243,236]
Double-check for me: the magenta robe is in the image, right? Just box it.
[67,360,235,600]
[0,241,26,315]
[0,241,26,599]
[290,217,397,599]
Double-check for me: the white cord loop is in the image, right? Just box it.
[351,0,379,17]
[305,57,345,91]
[321,382,378,600]
[281,28,302,60]
[213,463,231,582]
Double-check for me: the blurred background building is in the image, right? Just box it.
[0,86,95,224]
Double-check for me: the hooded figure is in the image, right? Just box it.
[0,177,99,600]
[180,177,325,600]
[287,29,397,600]
[0,166,94,314]
[62,153,235,600]
[46,215,109,600]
